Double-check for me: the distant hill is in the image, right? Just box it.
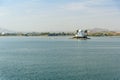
[87,28,120,36]
[89,28,109,33]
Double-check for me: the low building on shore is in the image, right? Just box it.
[73,29,90,39]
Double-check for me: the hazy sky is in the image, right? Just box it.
[0,0,120,32]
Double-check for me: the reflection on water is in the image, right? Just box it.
[0,37,120,80]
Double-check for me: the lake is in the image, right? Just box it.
[0,36,120,80]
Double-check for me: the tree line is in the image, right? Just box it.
[0,31,120,36]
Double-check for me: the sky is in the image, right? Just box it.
[0,0,120,32]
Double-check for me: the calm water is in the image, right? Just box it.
[0,36,120,80]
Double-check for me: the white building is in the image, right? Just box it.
[1,32,5,35]
[75,29,88,38]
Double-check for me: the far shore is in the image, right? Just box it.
[0,31,120,37]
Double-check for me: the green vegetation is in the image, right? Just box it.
[0,32,74,36]
[0,31,120,37]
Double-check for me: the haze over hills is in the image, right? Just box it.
[0,28,15,33]
[0,27,120,36]
[0,27,119,33]
[88,28,109,33]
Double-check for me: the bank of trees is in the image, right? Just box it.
[0,31,120,36]
[0,32,74,36]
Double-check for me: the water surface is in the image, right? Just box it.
[0,36,120,80]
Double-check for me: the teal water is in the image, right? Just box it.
[0,36,120,80]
